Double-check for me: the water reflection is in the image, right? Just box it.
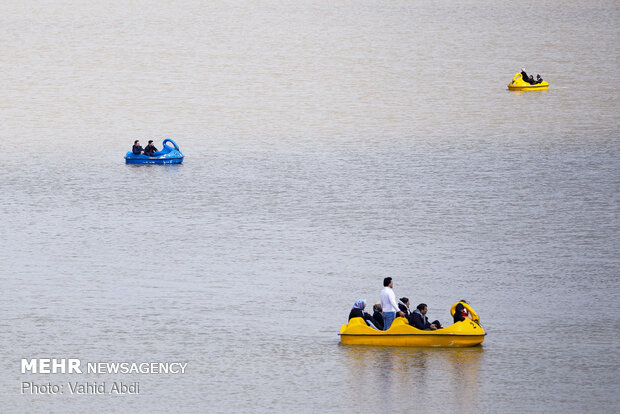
[341,345,483,411]
[506,89,549,95]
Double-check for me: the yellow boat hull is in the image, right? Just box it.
[339,317,485,347]
[508,72,548,90]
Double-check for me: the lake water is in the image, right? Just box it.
[1,0,618,412]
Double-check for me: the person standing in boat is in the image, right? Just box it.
[348,299,380,330]
[379,277,405,330]
[144,140,158,156]
[408,303,441,330]
[132,140,143,155]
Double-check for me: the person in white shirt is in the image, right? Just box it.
[379,277,405,330]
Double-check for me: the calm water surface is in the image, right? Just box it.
[1,1,618,413]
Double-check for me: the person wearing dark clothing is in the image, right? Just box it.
[408,303,442,330]
[372,303,384,330]
[535,74,543,84]
[132,140,143,155]
[348,299,380,330]
[398,297,412,317]
[144,140,158,156]
[453,302,467,323]
[520,67,531,84]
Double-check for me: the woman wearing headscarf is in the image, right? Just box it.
[348,299,380,330]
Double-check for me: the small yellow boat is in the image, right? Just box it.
[339,302,485,347]
[508,72,549,90]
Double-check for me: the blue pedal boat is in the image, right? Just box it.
[125,139,184,164]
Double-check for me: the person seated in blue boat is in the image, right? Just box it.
[372,302,384,330]
[398,297,413,317]
[408,303,442,330]
[348,299,380,330]
[144,140,158,156]
[132,140,143,155]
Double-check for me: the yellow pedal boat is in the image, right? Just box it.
[339,302,486,347]
[508,72,548,90]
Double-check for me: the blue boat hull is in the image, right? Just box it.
[125,156,183,165]
[125,139,184,164]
